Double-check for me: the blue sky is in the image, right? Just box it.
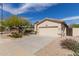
[0,3,79,24]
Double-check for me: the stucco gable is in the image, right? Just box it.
[35,18,68,27]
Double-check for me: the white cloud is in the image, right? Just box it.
[62,16,79,20]
[0,3,55,15]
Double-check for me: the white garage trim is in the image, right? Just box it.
[39,26,58,28]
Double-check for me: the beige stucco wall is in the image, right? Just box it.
[73,28,79,36]
[37,20,61,31]
[38,21,61,28]
[34,24,37,31]
[34,20,61,31]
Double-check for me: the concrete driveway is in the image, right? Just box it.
[0,35,56,56]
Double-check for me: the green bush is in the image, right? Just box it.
[10,32,22,38]
[61,39,79,56]
[0,26,5,32]
[23,29,33,35]
[3,15,32,28]
[72,24,79,28]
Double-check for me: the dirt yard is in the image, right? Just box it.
[0,34,79,56]
[35,37,79,56]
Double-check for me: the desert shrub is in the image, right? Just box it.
[73,51,79,56]
[0,26,5,32]
[23,29,33,35]
[34,31,37,34]
[10,32,22,38]
[61,39,79,56]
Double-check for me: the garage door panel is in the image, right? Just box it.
[38,28,59,37]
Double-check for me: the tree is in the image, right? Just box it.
[2,15,32,28]
[72,24,79,28]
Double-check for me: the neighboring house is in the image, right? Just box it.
[73,28,79,36]
[71,24,79,36]
[34,18,71,37]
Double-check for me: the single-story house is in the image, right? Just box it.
[34,18,72,37]
[73,28,79,36]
